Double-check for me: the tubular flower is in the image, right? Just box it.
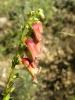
[21,58,41,83]
[35,41,43,54]
[31,33,43,54]
[25,39,40,61]
[32,22,42,41]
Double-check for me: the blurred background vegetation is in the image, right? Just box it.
[0,0,75,100]
[0,0,56,59]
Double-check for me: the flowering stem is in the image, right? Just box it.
[2,9,44,100]
[2,13,32,100]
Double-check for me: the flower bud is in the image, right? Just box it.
[38,9,45,19]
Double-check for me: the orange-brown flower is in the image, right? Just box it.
[35,41,43,54]
[31,35,43,54]
[25,39,40,61]
[32,22,42,41]
[21,58,41,83]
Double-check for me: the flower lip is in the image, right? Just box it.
[21,58,32,64]
[21,58,35,68]
[25,39,33,44]
[21,58,41,83]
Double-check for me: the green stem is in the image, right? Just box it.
[2,67,15,100]
[6,67,15,87]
